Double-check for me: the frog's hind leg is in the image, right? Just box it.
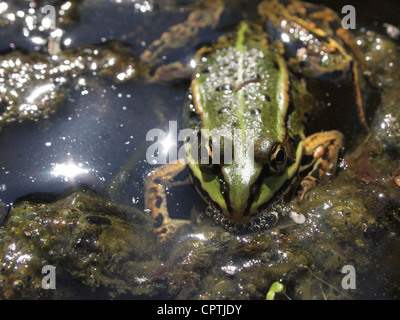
[299,130,344,199]
[145,159,190,242]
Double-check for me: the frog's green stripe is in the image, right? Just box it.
[236,22,248,143]
[192,166,228,213]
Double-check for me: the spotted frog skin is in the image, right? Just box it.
[144,0,374,241]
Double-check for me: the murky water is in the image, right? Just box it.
[0,0,399,300]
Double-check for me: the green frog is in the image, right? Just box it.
[143,0,376,241]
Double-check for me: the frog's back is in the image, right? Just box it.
[191,22,291,143]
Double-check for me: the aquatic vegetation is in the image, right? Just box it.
[0,189,157,299]
[266,281,284,300]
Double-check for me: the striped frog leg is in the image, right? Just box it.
[144,158,190,242]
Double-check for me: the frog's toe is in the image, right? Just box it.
[298,176,318,200]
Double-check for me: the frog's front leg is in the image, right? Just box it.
[299,130,344,199]
[145,159,190,242]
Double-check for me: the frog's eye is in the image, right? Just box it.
[254,138,286,172]
[269,143,287,172]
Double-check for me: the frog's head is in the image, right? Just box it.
[189,135,294,225]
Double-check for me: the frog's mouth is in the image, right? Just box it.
[189,166,286,233]
[201,165,304,233]
[204,202,279,233]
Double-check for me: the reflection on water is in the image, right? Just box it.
[50,162,90,179]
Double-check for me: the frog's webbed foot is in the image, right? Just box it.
[298,130,344,199]
[144,159,190,242]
